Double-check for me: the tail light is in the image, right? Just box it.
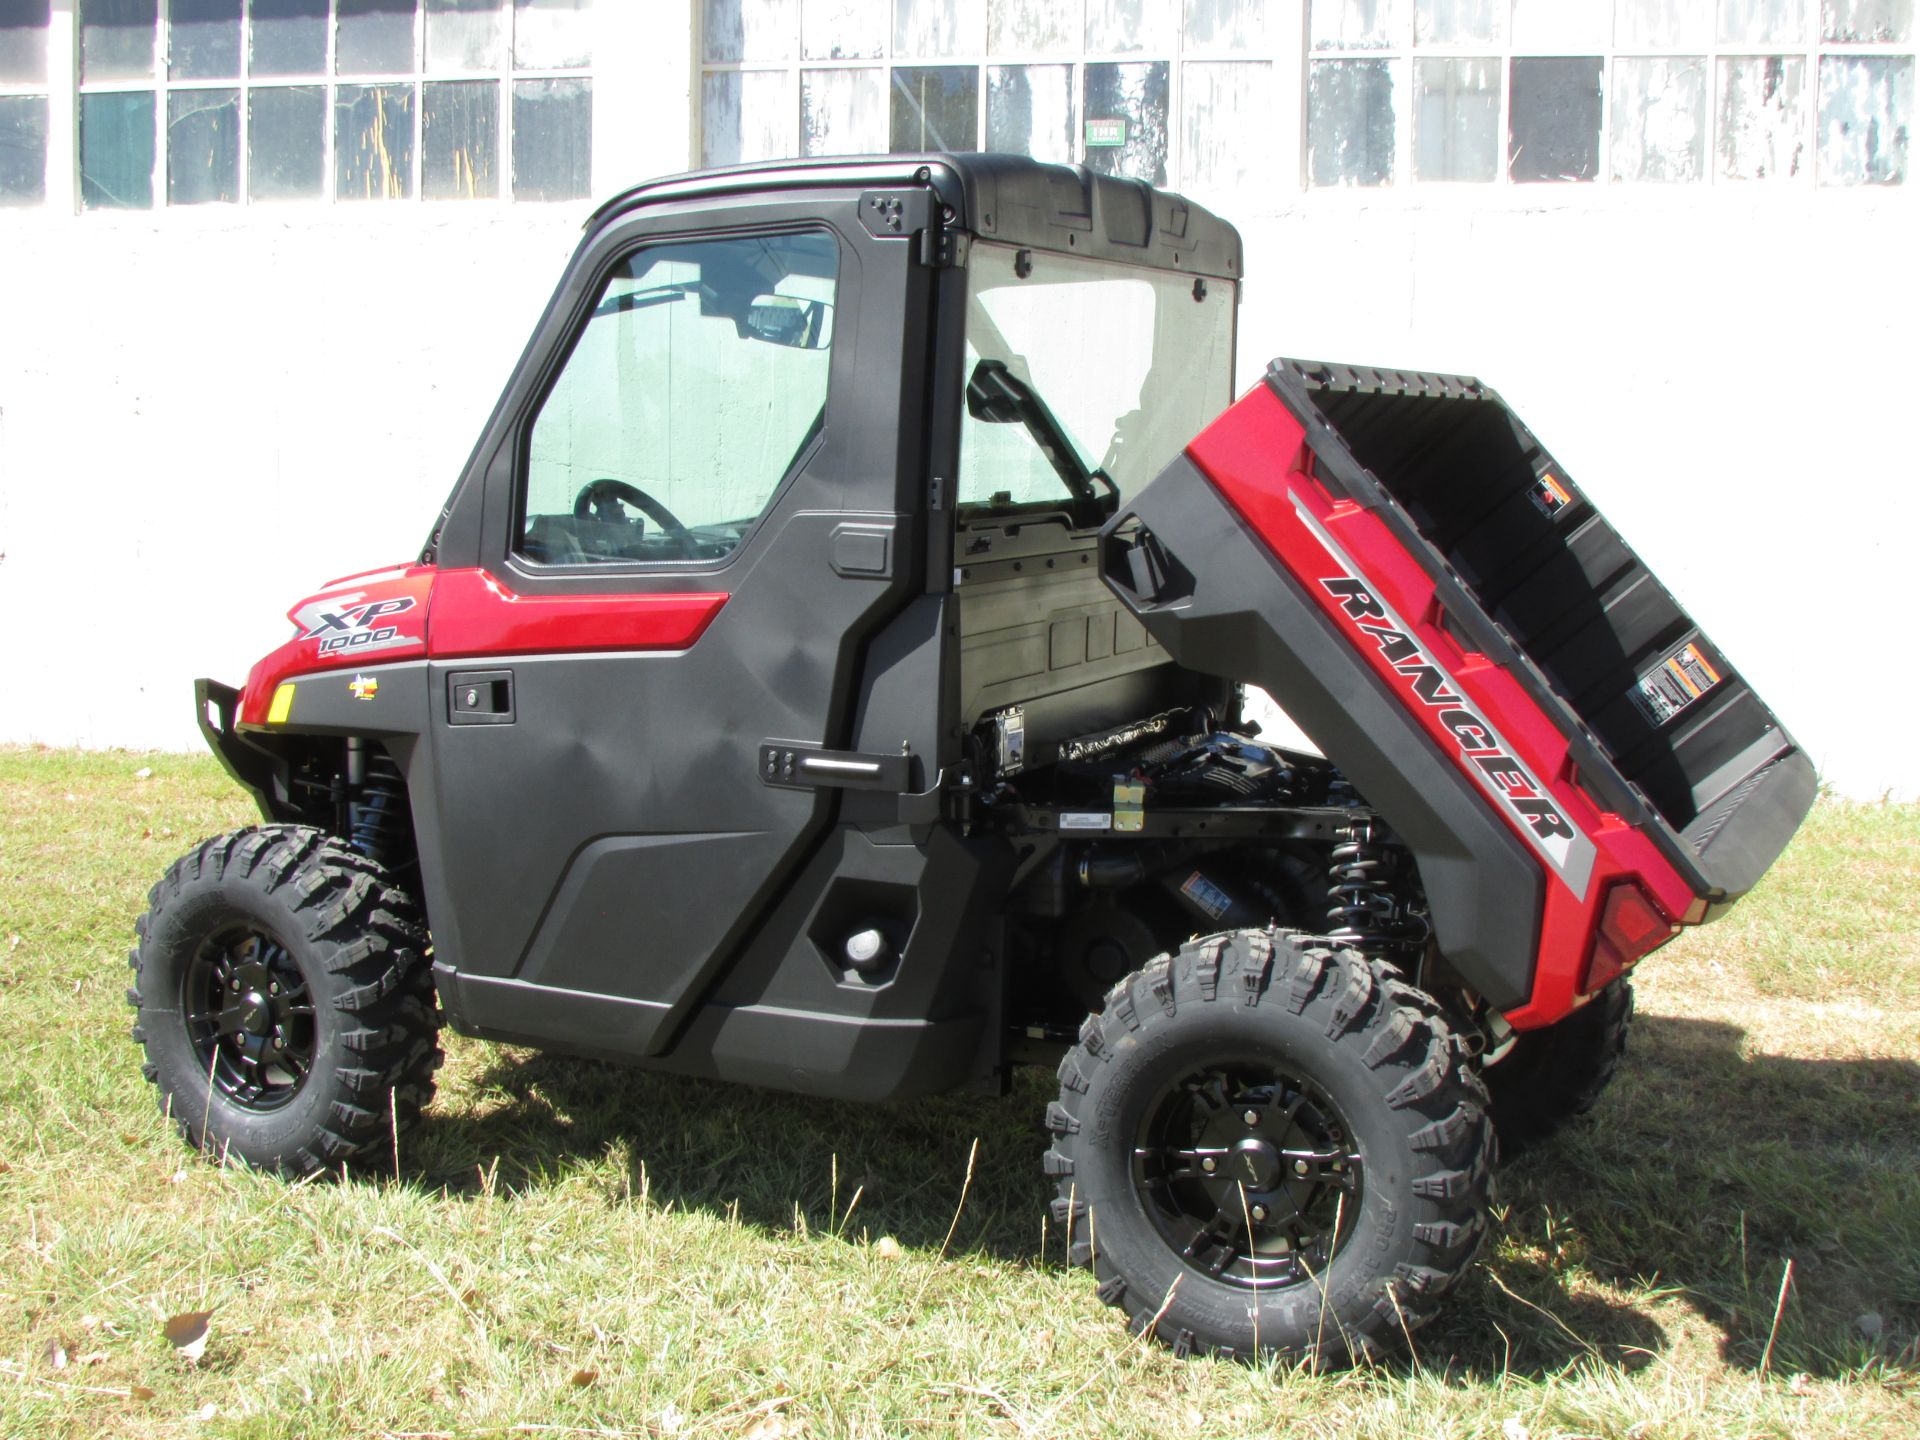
[1581,881,1676,995]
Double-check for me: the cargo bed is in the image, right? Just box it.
[1105,359,1817,1022]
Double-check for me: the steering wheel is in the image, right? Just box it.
[572,479,697,554]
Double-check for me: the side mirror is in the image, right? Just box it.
[743,294,833,349]
[965,358,1029,423]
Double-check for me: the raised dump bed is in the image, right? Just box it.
[1262,358,1815,908]
[1106,356,1817,1021]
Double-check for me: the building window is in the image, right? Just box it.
[698,0,1272,195]
[0,0,50,206]
[1308,0,1913,185]
[71,0,591,210]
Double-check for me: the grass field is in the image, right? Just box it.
[0,746,1914,1439]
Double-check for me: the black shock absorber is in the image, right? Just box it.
[347,751,408,865]
[1326,817,1403,952]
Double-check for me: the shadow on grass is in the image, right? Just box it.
[407,1011,1918,1383]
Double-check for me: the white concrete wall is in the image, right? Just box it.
[1,6,1915,797]
[1221,186,1920,800]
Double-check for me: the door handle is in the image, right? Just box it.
[448,670,514,725]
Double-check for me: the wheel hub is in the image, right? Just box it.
[1131,1061,1363,1292]
[1229,1136,1280,1190]
[185,926,316,1112]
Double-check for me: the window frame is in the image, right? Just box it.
[1304,0,1916,188]
[507,219,848,582]
[694,0,1283,196]
[0,0,55,207]
[62,0,592,211]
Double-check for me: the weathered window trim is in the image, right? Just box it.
[57,0,592,212]
[693,0,1296,195]
[1305,0,1916,188]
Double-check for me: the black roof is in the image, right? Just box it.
[589,153,1243,281]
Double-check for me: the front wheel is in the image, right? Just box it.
[1045,930,1494,1364]
[128,827,441,1176]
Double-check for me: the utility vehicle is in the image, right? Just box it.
[129,153,1815,1362]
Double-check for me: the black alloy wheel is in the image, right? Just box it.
[1132,1060,1361,1293]
[130,826,442,1176]
[1046,929,1495,1363]
[183,924,316,1111]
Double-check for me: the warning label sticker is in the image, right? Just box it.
[1179,871,1235,922]
[1631,641,1724,726]
[1529,469,1576,519]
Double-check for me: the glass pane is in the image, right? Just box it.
[802,67,886,154]
[515,0,589,66]
[251,0,327,76]
[702,0,790,62]
[988,63,1075,162]
[1611,57,1706,181]
[168,86,239,202]
[523,233,839,565]
[335,82,414,197]
[1414,55,1498,179]
[803,0,884,58]
[80,89,155,207]
[890,64,977,150]
[895,0,983,58]
[424,77,498,196]
[1185,0,1267,52]
[1822,0,1913,39]
[699,69,792,165]
[170,0,240,79]
[1182,60,1270,192]
[1510,0,1608,51]
[513,75,589,199]
[1718,55,1806,177]
[0,93,47,204]
[1308,58,1394,184]
[1721,0,1806,42]
[249,83,324,198]
[1310,0,1407,51]
[960,244,1235,504]
[338,0,416,74]
[1509,56,1603,181]
[989,0,1077,53]
[1086,0,1176,53]
[1819,54,1911,182]
[1083,60,1169,183]
[0,0,49,85]
[1415,0,1500,45]
[428,0,501,70]
[81,0,155,81]
[1616,0,1712,46]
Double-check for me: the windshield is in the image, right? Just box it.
[957,242,1236,510]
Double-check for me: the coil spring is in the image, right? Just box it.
[1326,818,1401,951]
[347,754,407,865]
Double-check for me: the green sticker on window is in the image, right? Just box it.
[1084,117,1127,147]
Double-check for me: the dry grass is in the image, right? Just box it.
[0,746,1914,1439]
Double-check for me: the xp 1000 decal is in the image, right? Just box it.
[293,593,421,659]
[1293,500,1599,902]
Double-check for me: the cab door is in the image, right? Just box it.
[418,192,939,1059]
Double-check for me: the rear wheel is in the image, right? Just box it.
[128,827,441,1176]
[1483,980,1633,1153]
[1045,930,1493,1364]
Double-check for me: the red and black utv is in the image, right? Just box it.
[129,153,1814,1363]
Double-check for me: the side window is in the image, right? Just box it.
[519,230,838,566]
